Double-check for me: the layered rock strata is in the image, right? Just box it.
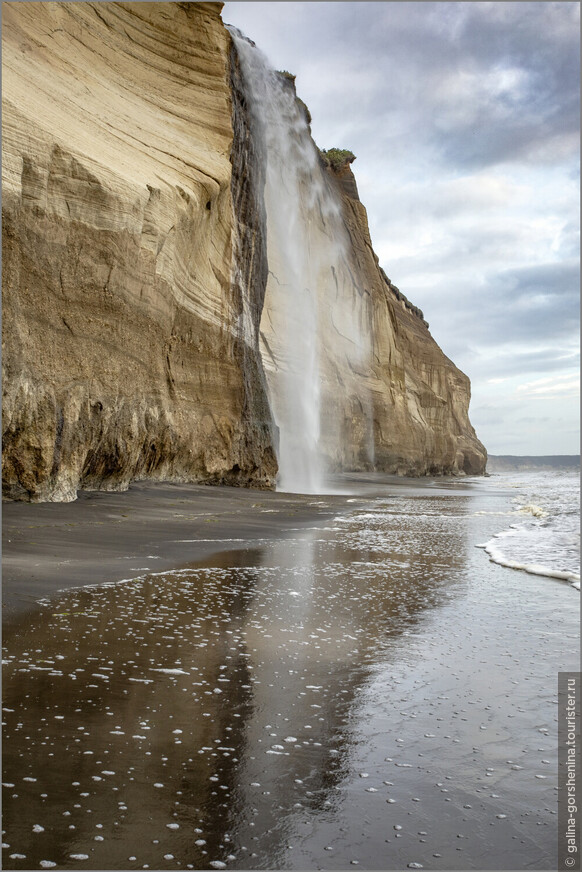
[2,1,276,501]
[326,160,486,475]
[2,1,485,502]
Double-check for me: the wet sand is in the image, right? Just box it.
[2,475,579,870]
[1,475,458,621]
[2,480,364,620]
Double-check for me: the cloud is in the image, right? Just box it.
[459,261,578,342]
[405,2,580,171]
[469,370,579,455]
[388,255,579,378]
[226,2,580,178]
[479,348,579,380]
[516,374,580,399]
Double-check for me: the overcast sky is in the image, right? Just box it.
[224,1,580,456]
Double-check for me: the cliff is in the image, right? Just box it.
[2,1,486,502]
[2,1,276,501]
[327,160,486,476]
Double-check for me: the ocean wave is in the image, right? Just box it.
[478,468,580,590]
[516,503,548,518]
[483,534,580,588]
[480,526,580,590]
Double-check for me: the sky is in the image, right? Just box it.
[223,1,580,456]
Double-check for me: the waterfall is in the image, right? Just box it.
[229,27,373,494]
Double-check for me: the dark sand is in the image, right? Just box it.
[2,475,454,622]
[2,480,356,621]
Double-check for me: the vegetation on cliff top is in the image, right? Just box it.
[319,148,356,171]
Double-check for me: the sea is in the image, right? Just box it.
[477,467,580,590]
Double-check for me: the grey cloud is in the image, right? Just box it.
[326,3,578,172]
[404,259,579,358]
[465,262,579,343]
[226,2,579,172]
[430,322,579,382]
[440,293,577,349]
[420,288,579,385]
[493,261,580,301]
[434,123,578,172]
[556,220,581,259]
[469,348,580,380]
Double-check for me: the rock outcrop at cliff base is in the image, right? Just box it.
[2,1,486,502]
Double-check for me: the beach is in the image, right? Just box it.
[2,480,363,620]
[2,474,579,870]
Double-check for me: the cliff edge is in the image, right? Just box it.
[327,158,486,475]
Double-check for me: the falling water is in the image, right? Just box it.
[229,27,372,494]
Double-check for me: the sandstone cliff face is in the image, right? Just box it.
[2,2,485,503]
[330,163,486,476]
[2,1,276,501]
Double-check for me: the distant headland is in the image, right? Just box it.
[487,455,580,472]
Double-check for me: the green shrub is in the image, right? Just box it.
[319,148,356,170]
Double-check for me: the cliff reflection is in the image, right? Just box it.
[2,498,469,870]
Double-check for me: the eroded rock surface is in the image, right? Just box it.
[329,161,486,476]
[2,1,276,501]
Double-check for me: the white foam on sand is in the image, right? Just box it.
[483,531,580,589]
[477,470,580,590]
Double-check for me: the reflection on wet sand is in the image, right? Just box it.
[3,486,577,870]
[2,496,466,870]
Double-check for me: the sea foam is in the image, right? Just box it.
[480,469,579,590]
